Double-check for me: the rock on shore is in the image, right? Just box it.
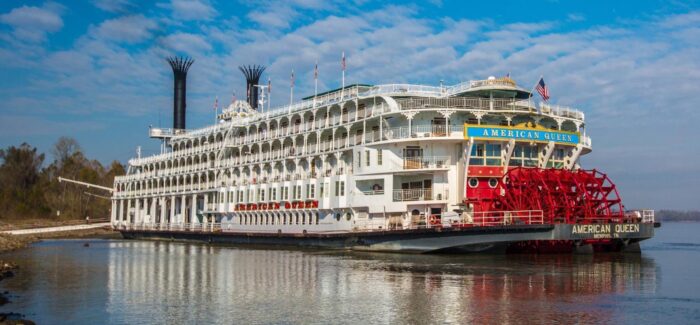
[0,235,36,253]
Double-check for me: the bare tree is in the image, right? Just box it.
[51,136,82,165]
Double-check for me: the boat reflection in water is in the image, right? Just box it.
[105,241,657,324]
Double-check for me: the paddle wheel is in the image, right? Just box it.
[494,167,625,224]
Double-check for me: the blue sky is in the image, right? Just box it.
[1,0,699,209]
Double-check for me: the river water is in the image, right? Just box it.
[0,223,698,324]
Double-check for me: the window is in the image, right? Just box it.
[485,144,501,166]
[488,178,498,188]
[366,150,370,166]
[510,145,538,167]
[468,178,479,188]
[357,152,362,168]
[523,145,538,167]
[282,186,289,200]
[260,189,265,201]
[547,148,566,168]
[307,184,315,198]
[320,183,325,198]
[377,150,383,165]
[335,181,345,196]
[271,188,277,201]
[469,144,485,165]
[296,185,302,200]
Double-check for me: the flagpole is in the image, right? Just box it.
[214,96,218,124]
[267,78,271,113]
[341,51,345,99]
[289,69,294,114]
[314,61,318,108]
[529,75,542,113]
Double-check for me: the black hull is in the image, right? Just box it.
[119,223,658,254]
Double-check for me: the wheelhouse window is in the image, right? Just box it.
[547,148,566,168]
[469,144,484,165]
[470,143,502,166]
[510,144,538,167]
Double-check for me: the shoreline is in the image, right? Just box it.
[0,227,121,253]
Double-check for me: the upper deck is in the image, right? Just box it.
[134,79,586,167]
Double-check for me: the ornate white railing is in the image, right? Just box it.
[392,188,448,202]
[402,156,451,169]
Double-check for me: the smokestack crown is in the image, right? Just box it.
[239,65,266,110]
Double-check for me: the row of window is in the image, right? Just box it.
[468,177,499,188]
[219,181,347,203]
[357,150,383,168]
[469,144,568,168]
[239,212,321,226]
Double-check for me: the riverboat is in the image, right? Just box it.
[112,57,658,253]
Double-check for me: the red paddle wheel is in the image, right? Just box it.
[495,167,625,224]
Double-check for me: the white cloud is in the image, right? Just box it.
[169,0,216,21]
[248,5,299,30]
[0,4,64,42]
[91,14,158,43]
[92,0,134,13]
[160,32,212,54]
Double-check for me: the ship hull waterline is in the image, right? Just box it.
[118,223,658,254]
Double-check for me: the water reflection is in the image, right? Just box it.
[101,242,657,324]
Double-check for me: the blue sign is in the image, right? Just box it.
[464,125,580,145]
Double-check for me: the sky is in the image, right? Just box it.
[0,0,699,210]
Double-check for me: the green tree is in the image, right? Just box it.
[0,143,47,218]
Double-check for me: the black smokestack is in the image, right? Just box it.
[239,65,266,110]
[167,56,194,130]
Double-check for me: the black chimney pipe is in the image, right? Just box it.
[167,56,194,130]
[239,65,266,110]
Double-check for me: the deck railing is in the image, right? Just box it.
[402,156,450,169]
[392,188,447,202]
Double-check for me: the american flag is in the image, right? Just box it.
[535,77,549,101]
[341,52,346,71]
[314,62,318,80]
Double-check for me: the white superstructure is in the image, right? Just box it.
[111,77,590,234]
